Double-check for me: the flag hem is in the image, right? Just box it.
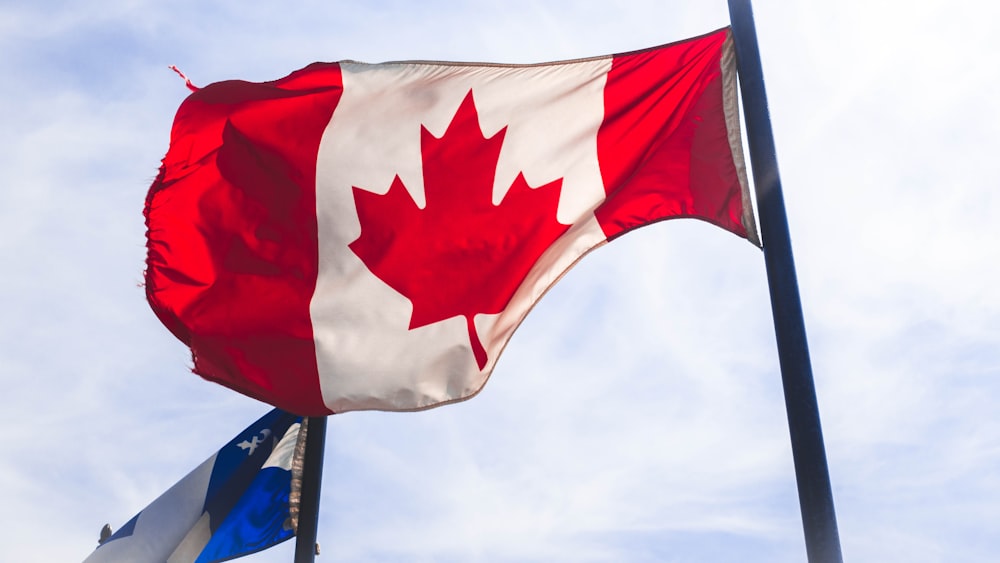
[722,29,761,247]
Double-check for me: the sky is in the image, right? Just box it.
[1,0,998,561]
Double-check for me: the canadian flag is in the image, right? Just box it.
[145,28,757,416]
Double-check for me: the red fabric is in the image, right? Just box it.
[596,29,747,240]
[144,63,343,415]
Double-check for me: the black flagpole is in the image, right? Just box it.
[294,415,328,563]
[726,1,844,561]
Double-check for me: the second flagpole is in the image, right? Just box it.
[294,415,328,563]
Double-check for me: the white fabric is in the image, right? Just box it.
[83,456,216,563]
[262,423,301,470]
[312,59,613,412]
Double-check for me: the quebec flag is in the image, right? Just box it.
[84,409,304,563]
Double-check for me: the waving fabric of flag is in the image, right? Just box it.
[83,409,303,563]
[145,28,758,416]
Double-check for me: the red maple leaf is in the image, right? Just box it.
[349,90,569,369]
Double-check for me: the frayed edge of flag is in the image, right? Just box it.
[168,65,200,92]
[287,416,309,534]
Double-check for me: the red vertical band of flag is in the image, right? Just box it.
[597,31,746,240]
[145,64,343,415]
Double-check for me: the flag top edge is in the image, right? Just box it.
[331,26,732,70]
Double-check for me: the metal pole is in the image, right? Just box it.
[726,1,844,561]
[294,415,328,563]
